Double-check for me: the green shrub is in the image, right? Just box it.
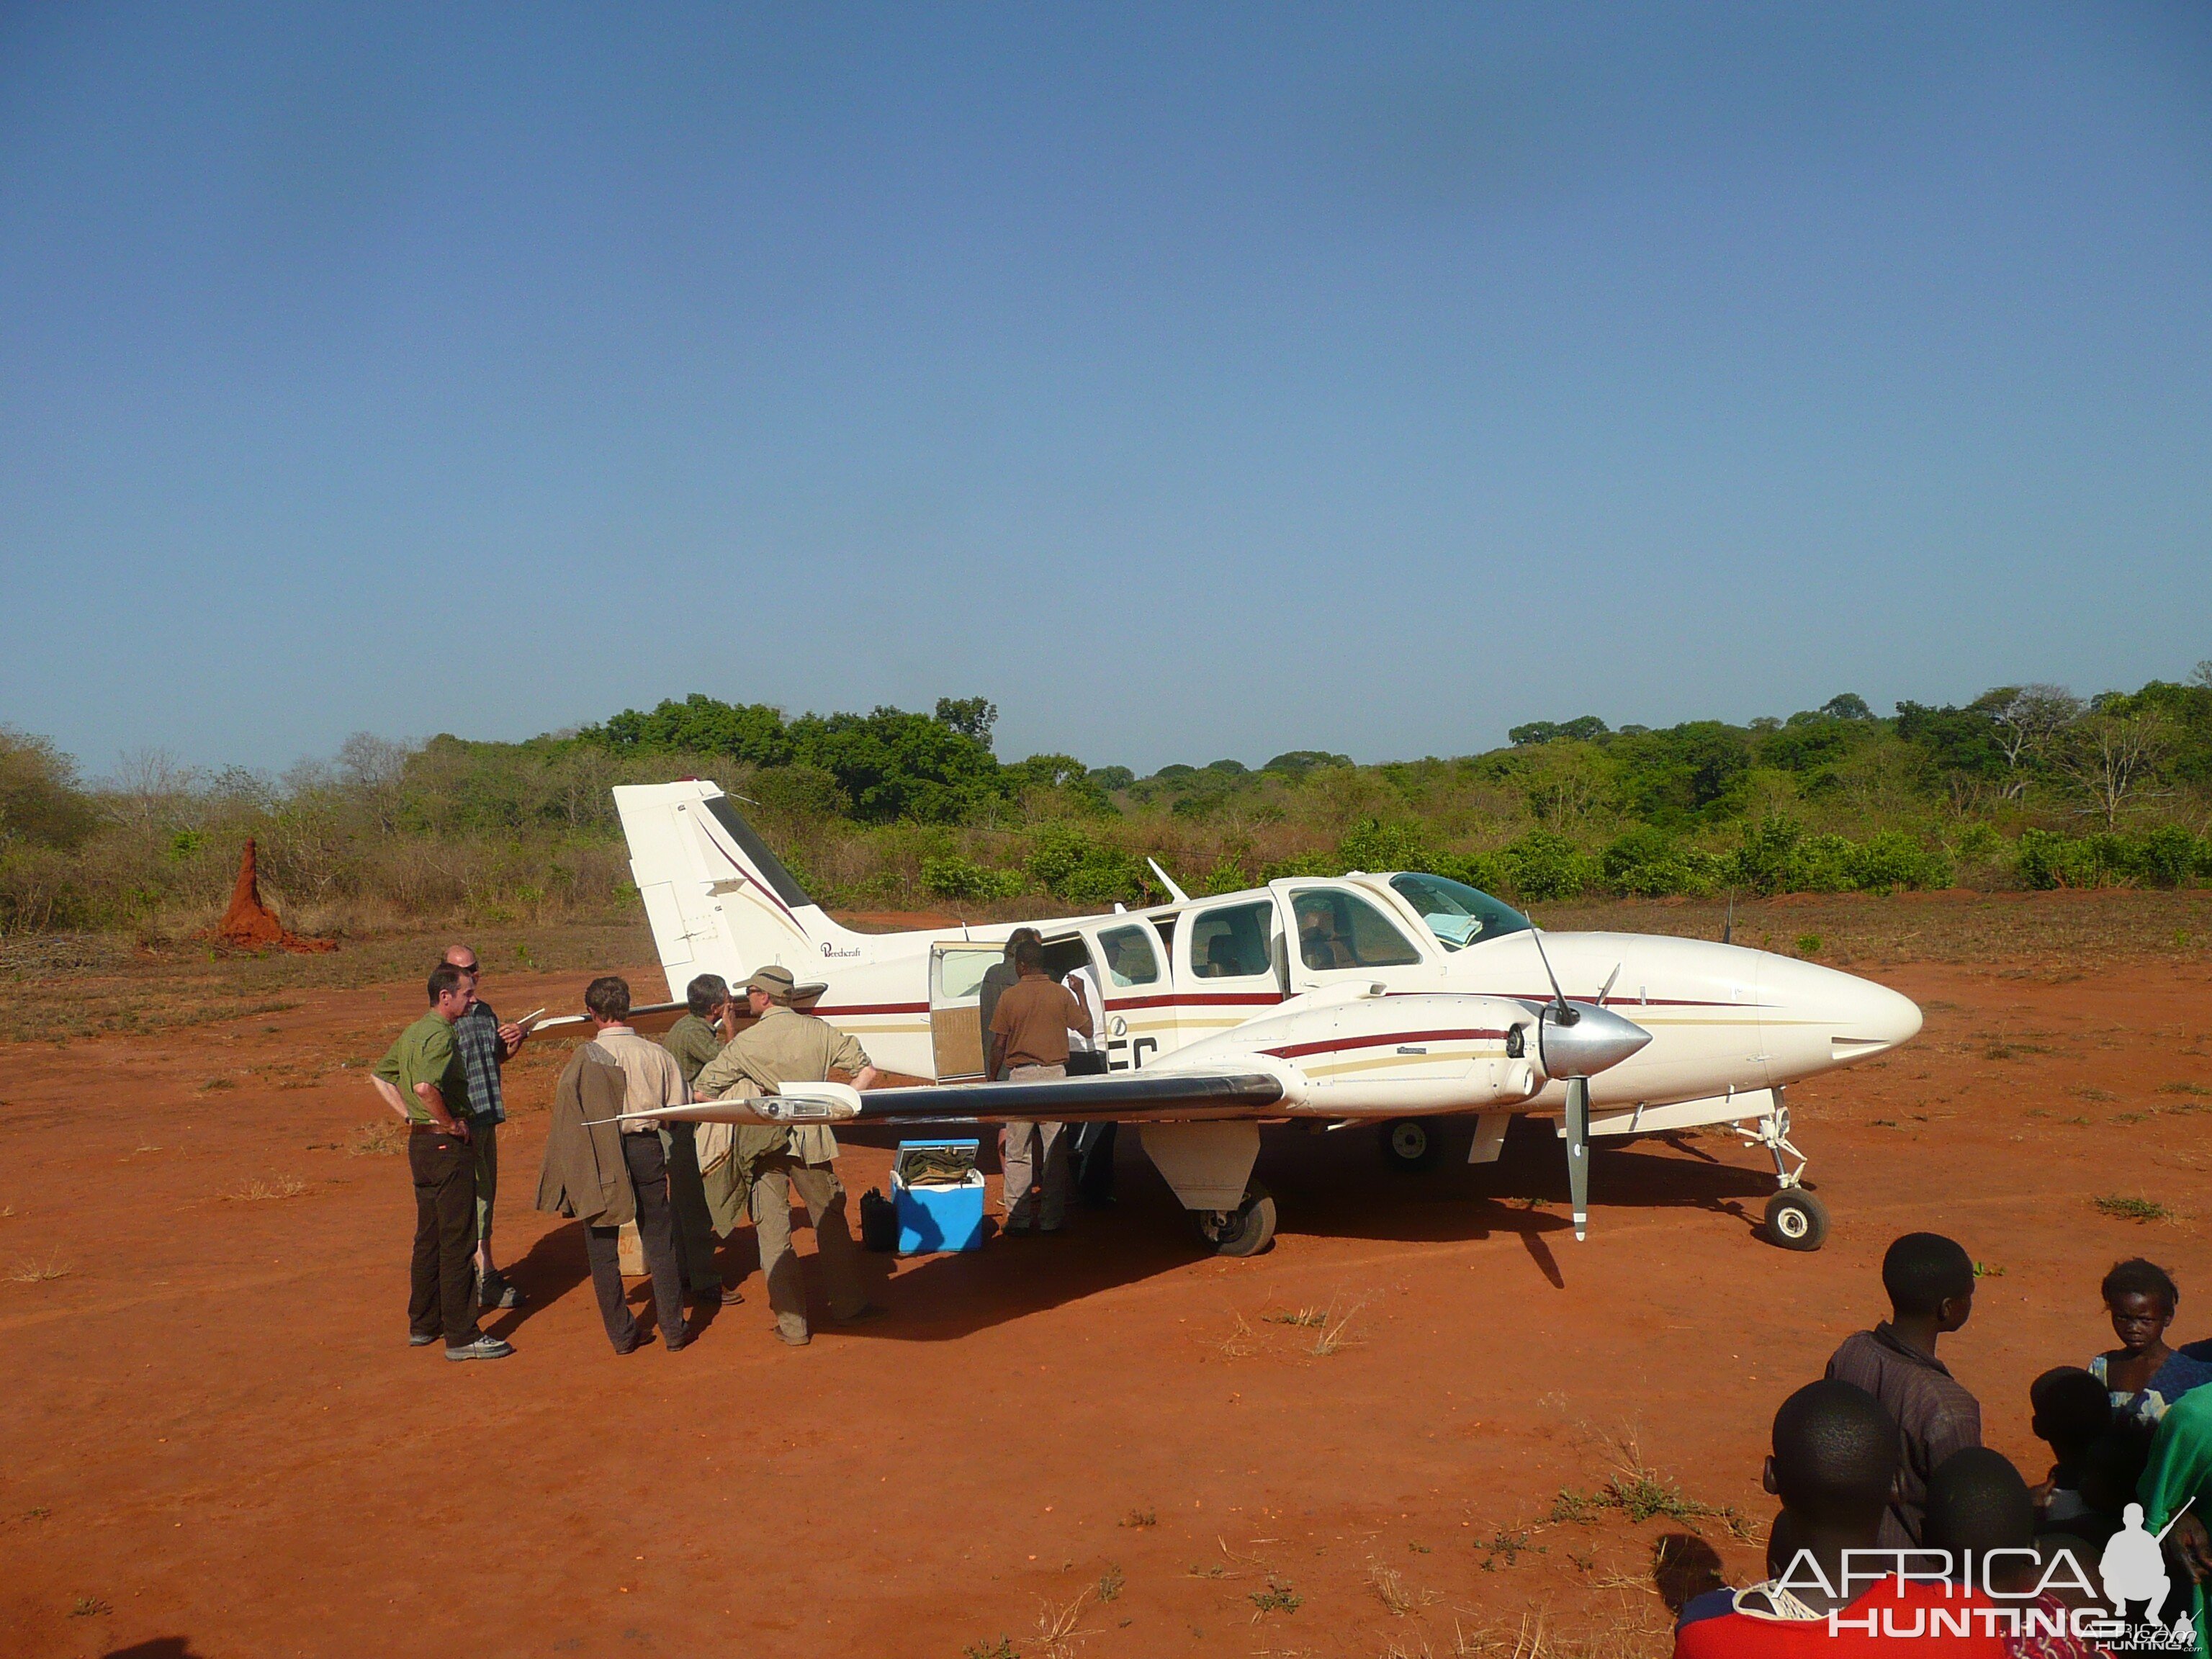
[1026,826,1147,905]
[1848,830,1953,894]
[918,855,1025,903]
[1501,830,1600,901]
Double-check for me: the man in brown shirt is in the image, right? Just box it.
[1825,1230,1982,1547]
[989,937,1092,1233]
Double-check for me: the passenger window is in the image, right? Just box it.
[1292,889,1423,971]
[1188,901,1275,980]
[1096,924,1161,988]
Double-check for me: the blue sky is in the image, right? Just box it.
[3,3,2208,779]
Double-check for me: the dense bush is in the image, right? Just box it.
[7,669,2211,936]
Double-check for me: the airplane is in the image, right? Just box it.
[599,778,1923,1257]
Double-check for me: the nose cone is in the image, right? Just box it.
[1538,1002,1654,1079]
[1761,954,1924,1066]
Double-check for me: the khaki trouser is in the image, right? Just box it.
[751,1153,867,1341]
[1002,1063,1069,1229]
[658,1121,722,1295]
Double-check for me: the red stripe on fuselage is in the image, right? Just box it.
[1261,1027,1509,1061]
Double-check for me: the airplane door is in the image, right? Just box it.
[1271,881,1429,995]
[928,943,1002,1082]
[1082,918,1174,1071]
[1175,896,1288,1048]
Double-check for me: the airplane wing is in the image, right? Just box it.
[629,1070,1287,1129]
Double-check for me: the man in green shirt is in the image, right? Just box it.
[660,973,737,1305]
[371,963,513,1361]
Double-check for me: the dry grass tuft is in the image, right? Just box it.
[222,1175,308,1202]
[1367,1558,1437,1617]
[1264,1305,1329,1328]
[346,1120,405,1157]
[2095,1194,2174,1223]
[1031,1588,1092,1658]
[1308,1296,1370,1357]
[1215,1309,1261,1358]
[70,1595,110,1617]
[1118,1506,1157,1529]
[9,1250,70,1283]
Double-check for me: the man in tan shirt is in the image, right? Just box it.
[584,975,692,1353]
[989,937,1092,1233]
[695,966,880,1346]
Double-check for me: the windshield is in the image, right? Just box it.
[1388,873,1532,950]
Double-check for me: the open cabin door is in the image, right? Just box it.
[929,941,1003,1082]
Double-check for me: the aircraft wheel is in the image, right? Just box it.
[1763,1189,1829,1252]
[1196,1184,1277,1257]
[1382,1118,1437,1172]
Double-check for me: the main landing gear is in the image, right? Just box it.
[1194,1182,1277,1256]
[1736,1091,1828,1251]
[1380,1118,1440,1172]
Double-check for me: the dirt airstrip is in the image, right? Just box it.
[4,896,2211,1658]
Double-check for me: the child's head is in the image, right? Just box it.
[2030,1366,2112,1465]
[2100,1258,2179,1357]
[1882,1232,1976,1332]
[2078,1429,2153,1520]
[1925,1447,2036,1589]
[1764,1380,1899,1546]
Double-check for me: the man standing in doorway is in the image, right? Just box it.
[372,963,512,1362]
[976,928,1040,1080]
[441,944,530,1312]
[694,966,880,1346]
[989,937,1092,1234]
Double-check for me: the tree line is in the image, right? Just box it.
[2,668,2208,938]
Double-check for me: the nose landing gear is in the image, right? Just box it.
[1735,1091,1828,1251]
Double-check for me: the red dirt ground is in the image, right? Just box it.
[3,949,2211,1658]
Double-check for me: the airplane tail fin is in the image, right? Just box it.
[611,781,866,1002]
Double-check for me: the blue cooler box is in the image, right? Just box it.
[892,1138,986,1255]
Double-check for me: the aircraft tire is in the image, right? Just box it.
[1197,1184,1277,1257]
[1763,1189,1829,1252]
[1381,1118,1438,1172]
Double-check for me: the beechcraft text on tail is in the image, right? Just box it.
[591,780,1920,1256]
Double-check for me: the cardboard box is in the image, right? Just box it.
[891,1138,985,1255]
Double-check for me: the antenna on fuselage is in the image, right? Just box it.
[1146,858,1191,905]
[1722,889,1735,945]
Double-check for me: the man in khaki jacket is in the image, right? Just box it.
[695,966,880,1346]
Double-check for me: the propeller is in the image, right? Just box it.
[1527,930,1653,1242]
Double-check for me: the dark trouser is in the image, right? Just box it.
[408,1126,482,1346]
[660,1121,722,1295]
[583,1134,689,1352]
[1072,1120,1118,1205]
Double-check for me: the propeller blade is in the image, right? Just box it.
[1722,890,1735,945]
[1529,929,1573,1020]
[1596,963,1622,1005]
[1565,1075,1591,1242]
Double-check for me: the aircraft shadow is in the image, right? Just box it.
[812,1118,1778,1341]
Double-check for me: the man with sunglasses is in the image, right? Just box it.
[442,943,531,1312]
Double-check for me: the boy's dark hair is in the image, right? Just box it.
[1882,1231,1975,1316]
[1004,926,1041,958]
[1925,1447,2036,1557]
[428,963,470,1003]
[2102,1257,2179,1312]
[2079,1429,2153,1519]
[685,973,731,1018]
[585,976,632,1022]
[1013,938,1045,972]
[2030,1367,2112,1460]
[1771,1380,1899,1523]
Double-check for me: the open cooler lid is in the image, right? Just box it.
[894,1139,979,1187]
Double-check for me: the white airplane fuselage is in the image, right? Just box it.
[613,781,1922,1143]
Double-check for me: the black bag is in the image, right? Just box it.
[858,1186,899,1253]
[1066,1051,1109,1076]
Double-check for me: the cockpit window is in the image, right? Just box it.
[1291,889,1424,970]
[1388,873,1533,950]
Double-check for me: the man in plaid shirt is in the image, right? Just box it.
[444,944,531,1310]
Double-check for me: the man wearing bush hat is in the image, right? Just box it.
[694,965,881,1345]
